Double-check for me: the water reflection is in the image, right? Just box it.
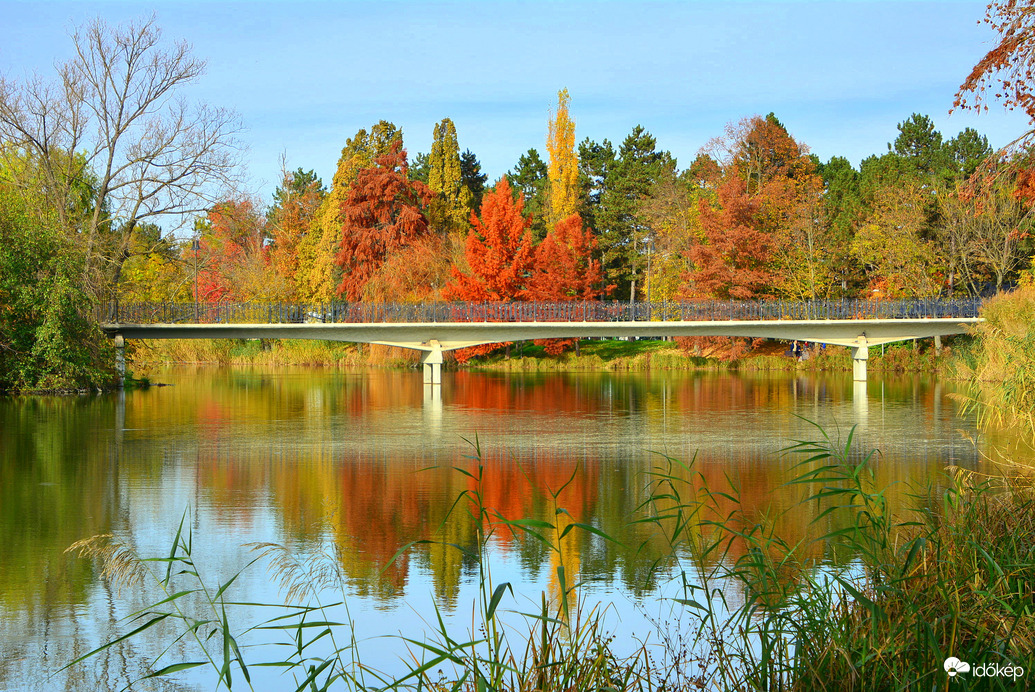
[0,368,991,689]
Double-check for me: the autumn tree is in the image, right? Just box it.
[636,168,698,302]
[427,118,473,231]
[296,121,402,301]
[444,177,534,302]
[335,141,434,301]
[0,16,242,304]
[526,212,608,354]
[195,198,282,302]
[266,167,325,298]
[851,181,941,297]
[696,114,825,299]
[940,171,1031,294]
[546,88,579,227]
[117,223,191,302]
[956,0,1035,146]
[683,177,775,299]
[528,213,606,301]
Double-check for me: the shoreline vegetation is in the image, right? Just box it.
[126,335,951,374]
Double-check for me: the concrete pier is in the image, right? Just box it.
[851,337,869,382]
[421,341,443,384]
[114,333,126,386]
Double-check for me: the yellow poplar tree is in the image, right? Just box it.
[546,89,579,228]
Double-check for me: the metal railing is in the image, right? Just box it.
[98,299,984,325]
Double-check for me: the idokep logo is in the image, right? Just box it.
[944,657,971,677]
[944,656,1025,681]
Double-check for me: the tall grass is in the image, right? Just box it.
[952,286,1035,437]
[64,429,1034,690]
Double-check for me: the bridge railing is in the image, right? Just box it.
[98,298,983,325]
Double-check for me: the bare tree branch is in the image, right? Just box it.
[0,14,244,301]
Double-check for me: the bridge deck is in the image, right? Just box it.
[101,300,984,383]
[100,318,982,351]
[100,298,983,326]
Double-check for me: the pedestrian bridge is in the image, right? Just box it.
[100,299,983,383]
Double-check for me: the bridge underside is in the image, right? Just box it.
[102,318,980,383]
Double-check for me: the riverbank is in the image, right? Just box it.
[128,335,954,374]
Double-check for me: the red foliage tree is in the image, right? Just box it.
[527,212,606,300]
[526,212,610,354]
[683,178,776,299]
[336,141,434,301]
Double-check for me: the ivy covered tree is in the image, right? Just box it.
[0,153,112,391]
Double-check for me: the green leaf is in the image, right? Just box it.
[142,661,207,678]
[485,582,512,621]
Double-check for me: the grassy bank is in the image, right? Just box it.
[951,286,1035,436]
[129,338,418,368]
[64,427,1033,690]
[464,338,952,374]
[127,323,960,379]
[132,335,954,375]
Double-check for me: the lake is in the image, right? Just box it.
[0,367,1000,690]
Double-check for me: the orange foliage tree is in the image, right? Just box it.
[335,141,434,301]
[444,177,535,360]
[683,177,775,299]
[955,0,1035,139]
[195,198,279,302]
[445,177,535,302]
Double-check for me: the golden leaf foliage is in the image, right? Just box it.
[546,88,579,228]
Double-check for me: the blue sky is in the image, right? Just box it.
[1,1,1028,202]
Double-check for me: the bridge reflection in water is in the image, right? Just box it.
[100,299,983,385]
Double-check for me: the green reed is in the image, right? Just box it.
[63,426,1034,690]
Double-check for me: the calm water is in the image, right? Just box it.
[0,367,1006,690]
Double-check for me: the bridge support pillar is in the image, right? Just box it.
[422,341,444,385]
[114,333,126,387]
[851,338,868,382]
